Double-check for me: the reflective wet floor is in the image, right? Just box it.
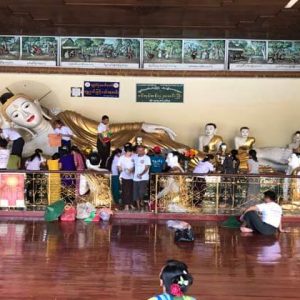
[0,220,299,300]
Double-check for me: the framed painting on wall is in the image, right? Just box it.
[267,41,300,70]
[143,39,183,69]
[228,40,268,70]
[20,36,58,66]
[60,37,140,69]
[183,40,225,70]
[0,36,21,66]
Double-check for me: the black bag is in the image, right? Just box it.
[174,228,195,242]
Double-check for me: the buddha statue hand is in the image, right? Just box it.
[142,123,176,140]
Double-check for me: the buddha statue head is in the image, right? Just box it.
[0,92,44,129]
[240,127,250,138]
[205,123,217,137]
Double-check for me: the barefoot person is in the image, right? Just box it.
[148,260,195,300]
[118,143,134,211]
[240,190,285,235]
[133,145,151,210]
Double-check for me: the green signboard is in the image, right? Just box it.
[136,84,184,103]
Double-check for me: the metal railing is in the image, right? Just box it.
[1,170,300,215]
[150,173,300,215]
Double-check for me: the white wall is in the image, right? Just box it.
[0,72,299,148]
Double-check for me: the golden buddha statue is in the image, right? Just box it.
[0,92,188,157]
[234,127,256,170]
[198,123,223,154]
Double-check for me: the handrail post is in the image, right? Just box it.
[216,176,220,215]
[155,174,158,214]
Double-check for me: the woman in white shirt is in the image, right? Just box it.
[106,148,122,204]
[25,149,46,171]
[240,190,285,235]
[117,143,134,211]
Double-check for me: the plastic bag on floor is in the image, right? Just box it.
[175,228,195,242]
[99,208,113,222]
[44,200,65,222]
[167,220,191,230]
[60,204,76,222]
[76,202,96,220]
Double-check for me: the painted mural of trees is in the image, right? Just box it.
[22,37,57,60]
[229,40,267,63]
[0,36,20,59]
[61,38,140,63]
[184,40,225,63]
[143,39,182,63]
[268,41,300,64]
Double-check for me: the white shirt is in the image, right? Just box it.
[133,155,151,181]
[248,159,259,174]
[117,155,134,180]
[0,149,10,169]
[256,202,282,228]
[193,161,215,174]
[54,126,73,141]
[25,156,46,171]
[2,128,21,141]
[111,156,120,176]
[97,123,108,134]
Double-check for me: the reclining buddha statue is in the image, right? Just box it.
[0,88,187,157]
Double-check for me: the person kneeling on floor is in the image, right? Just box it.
[240,190,286,235]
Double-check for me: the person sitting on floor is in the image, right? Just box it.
[148,260,195,300]
[240,190,286,235]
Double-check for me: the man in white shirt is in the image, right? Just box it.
[133,145,151,210]
[240,190,285,235]
[0,127,25,158]
[54,120,73,151]
[0,138,10,169]
[97,115,111,169]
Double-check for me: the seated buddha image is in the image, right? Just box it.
[0,81,188,157]
[198,123,223,155]
[234,127,256,170]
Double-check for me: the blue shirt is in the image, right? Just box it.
[150,155,165,173]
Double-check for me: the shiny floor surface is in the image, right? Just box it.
[0,220,299,300]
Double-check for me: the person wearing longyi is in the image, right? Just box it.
[0,127,25,158]
[97,115,112,169]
